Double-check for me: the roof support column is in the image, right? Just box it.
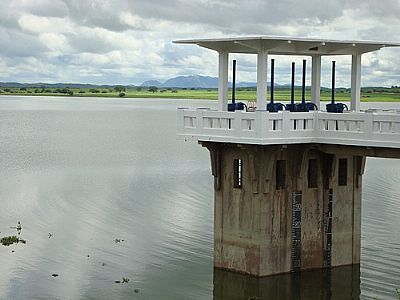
[218,50,229,111]
[311,55,321,110]
[256,49,268,110]
[351,54,362,112]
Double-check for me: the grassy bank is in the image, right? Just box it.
[1,86,400,102]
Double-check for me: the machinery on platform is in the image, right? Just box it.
[286,60,318,112]
[267,59,286,112]
[326,61,349,113]
[227,60,247,112]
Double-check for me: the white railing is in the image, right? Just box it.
[177,108,400,148]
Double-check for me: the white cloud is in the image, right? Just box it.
[18,14,73,34]
[38,32,70,52]
[0,0,399,86]
[119,12,149,30]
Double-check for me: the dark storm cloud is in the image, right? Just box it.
[17,0,70,18]
[62,1,132,32]
[66,32,118,54]
[123,0,346,31]
[0,28,47,58]
[19,0,348,34]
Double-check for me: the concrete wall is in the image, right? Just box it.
[203,142,363,276]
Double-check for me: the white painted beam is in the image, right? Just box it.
[351,54,362,112]
[311,55,321,110]
[256,49,268,110]
[218,51,229,111]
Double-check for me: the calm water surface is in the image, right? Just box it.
[0,96,399,300]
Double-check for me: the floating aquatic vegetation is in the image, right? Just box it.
[122,277,129,283]
[115,277,130,284]
[1,236,26,246]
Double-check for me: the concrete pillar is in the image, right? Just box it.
[311,55,321,110]
[202,142,363,277]
[218,51,229,111]
[351,54,362,112]
[256,49,268,111]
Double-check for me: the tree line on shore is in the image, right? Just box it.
[0,85,176,97]
[1,85,400,100]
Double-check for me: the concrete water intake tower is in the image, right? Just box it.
[174,36,400,276]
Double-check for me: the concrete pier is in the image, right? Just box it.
[203,142,364,276]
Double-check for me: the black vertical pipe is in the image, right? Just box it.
[331,60,336,104]
[291,62,295,105]
[270,59,275,104]
[232,59,236,105]
[302,59,306,104]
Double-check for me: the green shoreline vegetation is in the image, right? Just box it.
[1,85,400,102]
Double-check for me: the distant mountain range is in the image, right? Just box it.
[0,76,260,89]
[141,75,261,88]
[0,79,392,92]
[2,75,359,90]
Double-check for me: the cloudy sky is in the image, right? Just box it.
[0,0,399,87]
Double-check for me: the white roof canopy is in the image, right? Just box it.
[174,36,400,56]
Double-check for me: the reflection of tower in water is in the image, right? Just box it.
[213,265,360,300]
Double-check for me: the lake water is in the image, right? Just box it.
[0,96,399,300]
